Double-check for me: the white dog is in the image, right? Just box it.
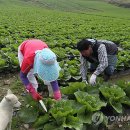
[0,89,21,130]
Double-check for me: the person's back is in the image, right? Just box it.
[20,39,48,58]
[97,40,118,55]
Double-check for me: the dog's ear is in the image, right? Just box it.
[5,96,11,102]
[7,89,13,95]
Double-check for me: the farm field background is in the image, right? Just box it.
[0,0,130,130]
[0,0,130,73]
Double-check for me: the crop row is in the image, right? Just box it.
[0,7,130,76]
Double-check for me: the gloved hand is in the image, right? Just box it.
[89,74,97,85]
[26,84,42,101]
[54,90,61,100]
[82,79,88,85]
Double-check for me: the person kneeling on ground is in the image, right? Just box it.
[18,39,61,101]
[77,38,118,85]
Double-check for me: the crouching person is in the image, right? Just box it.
[77,39,118,85]
[18,39,61,101]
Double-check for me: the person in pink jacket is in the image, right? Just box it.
[18,39,61,101]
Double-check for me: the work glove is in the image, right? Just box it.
[89,74,97,85]
[53,90,61,100]
[26,84,42,101]
[82,79,88,85]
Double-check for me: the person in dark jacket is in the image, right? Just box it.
[77,39,118,85]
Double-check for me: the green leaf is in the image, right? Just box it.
[19,106,38,123]
[61,82,86,95]
[109,99,122,113]
[99,86,126,101]
[50,100,77,125]
[59,67,71,81]
[116,80,128,90]
[63,115,83,130]
[0,58,6,68]
[68,65,79,76]
[33,114,50,128]
[85,83,100,95]
[77,106,93,124]
[121,96,130,106]
[74,91,107,112]
[23,95,38,107]
[124,82,130,98]
[44,121,64,130]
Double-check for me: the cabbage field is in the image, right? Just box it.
[0,0,130,130]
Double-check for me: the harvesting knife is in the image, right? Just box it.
[39,100,47,112]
